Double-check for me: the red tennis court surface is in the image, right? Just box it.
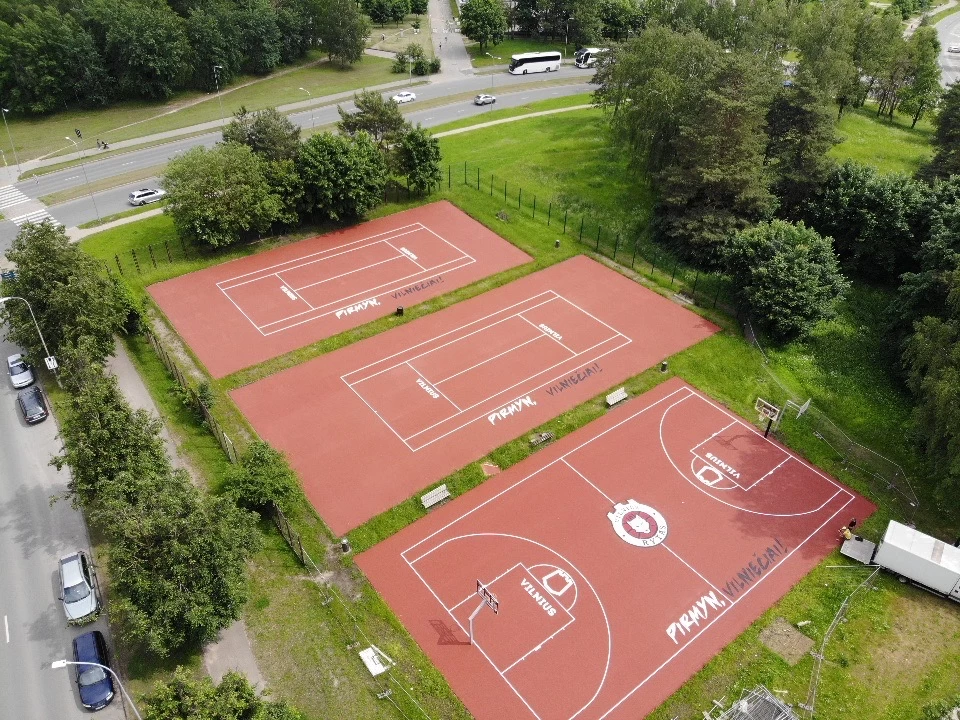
[148,202,531,377]
[357,378,876,720]
[230,256,718,535]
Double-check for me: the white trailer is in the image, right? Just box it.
[842,520,960,603]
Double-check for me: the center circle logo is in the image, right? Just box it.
[607,499,668,547]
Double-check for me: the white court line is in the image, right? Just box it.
[660,542,724,596]
[220,288,268,337]
[217,222,424,287]
[516,313,578,355]
[690,421,738,452]
[289,252,407,293]
[448,562,526,613]
[344,294,563,384]
[419,223,478,264]
[405,360,462,412]
[689,451,743,489]
[744,456,792,491]
[254,256,474,333]
[432,335,556,386]
[343,381,414,451]
[4,615,8,643]
[561,458,613,504]
[403,532,612,720]
[384,239,426,271]
[273,273,316,310]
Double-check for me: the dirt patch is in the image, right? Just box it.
[148,307,205,382]
[759,616,814,666]
[481,462,500,476]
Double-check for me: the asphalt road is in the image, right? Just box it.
[0,336,124,720]
[0,75,592,250]
[939,13,960,86]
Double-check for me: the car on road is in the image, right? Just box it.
[6,354,34,388]
[127,188,166,206]
[58,551,99,624]
[474,94,496,105]
[17,385,48,424]
[391,91,416,104]
[949,45,960,53]
[71,630,115,711]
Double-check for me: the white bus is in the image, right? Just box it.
[507,51,562,75]
[574,47,608,68]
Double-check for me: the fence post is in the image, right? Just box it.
[131,248,141,274]
[114,255,123,275]
[164,240,172,263]
[464,161,467,185]
[179,236,189,258]
[671,261,678,286]
[614,233,620,261]
[632,241,638,268]
[504,180,507,202]
[563,209,568,234]
[532,196,536,220]
[548,203,552,226]
[692,270,700,299]
[490,174,493,196]
[518,187,522,209]
[713,278,722,309]
[448,164,451,189]
[148,244,157,269]
[579,217,584,242]
[596,225,601,251]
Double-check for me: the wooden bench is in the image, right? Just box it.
[529,431,555,447]
[606,387,628,407]
[421,483,451,509]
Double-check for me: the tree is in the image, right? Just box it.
[600,0,641,41]
[927,82,960,180]
[367,0,392,26]
[793,0,860,105]
[460,0,508,49]
[898,26,942,128]
[101,470,261,656]
[222,107,301,162]
[142,668,304,720]
[395,125,442,194]
[317,0,369,66]
[410,0,429,15]
[0,5,111,113]
[223,441,303,513]
[239,0,282,74]
[1,221,130,364]
[264,159,304,227]
[390,0,410,24]
[184,2,243,91]
[298,131,387,221]
[162,143,283,247]
[725,220,849,340]
[337,89,408,146]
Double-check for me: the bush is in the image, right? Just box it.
[392,51,408,73]
[223,441,303,513]
[412,56,431,75]
[429,56,441,73]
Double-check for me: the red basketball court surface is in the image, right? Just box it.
[148,202,532,377]
[230,256,718,535]
[357,378,876,720]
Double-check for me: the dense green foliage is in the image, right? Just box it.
[395,124,443,195]
[222,107,301,163]
[224,441,303,513]
[726,220,849,340]
[298,131,387,221]
[1,222,130,364]
[460,0,508,49]
[142,668,304,720]
[338,90,408,146]
[0,0,360,114]
[927,83,960,180]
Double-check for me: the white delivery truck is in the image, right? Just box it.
[841,520,960,603]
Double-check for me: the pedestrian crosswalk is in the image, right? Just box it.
[0,184,30,211]
[10,209,61,227]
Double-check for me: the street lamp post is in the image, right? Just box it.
[1,107,22,175]
[63,135,100,223]
[213,65,226,127]
[298,87,315,129]
[0,295,59,384]
[50,660,142,720]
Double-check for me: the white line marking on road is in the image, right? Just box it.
[122,161,134,166]
[64,176,79,181]
[4,615,9,643]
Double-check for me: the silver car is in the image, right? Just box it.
[6,354,34,389]
[58,551,99,624]
[128,188,166,206]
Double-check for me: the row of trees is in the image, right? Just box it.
[361,0,427,25]
[163,100,441,248]
[0,0,370,113]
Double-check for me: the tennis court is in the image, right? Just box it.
[231,256,719,535]
[149,202,531,377]
[357,378,876,720]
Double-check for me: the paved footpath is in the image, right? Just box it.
[105,339,265,691]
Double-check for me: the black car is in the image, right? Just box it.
[72,631,115,711]
[17,385,47,424]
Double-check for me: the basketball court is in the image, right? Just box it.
[357,378,876,720]
[148,202,532,377]
[230,256,718,535]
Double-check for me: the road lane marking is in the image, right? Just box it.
[4,615,8,642]
[122,161,134,166]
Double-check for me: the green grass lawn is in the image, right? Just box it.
[434,92,592,133]
[467,36,577,66]
[831,103,935,174]
[3,53,395,164]
[77,97,960,719]
[367,13,434,57]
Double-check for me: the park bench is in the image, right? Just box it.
[529,431,555,447]
[606,387,628,407]
[421,483,451,510]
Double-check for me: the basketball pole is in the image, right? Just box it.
[764,416,773,438]
[468,601,486,645]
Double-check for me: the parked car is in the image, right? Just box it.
[949,45,960,53]
[6,353,34,388]
[71,631,115,711]
[391,91,416,104]
[58,551,99,624]
[474,94,496,105]
[127,188,166,206]
[17,385,48,424]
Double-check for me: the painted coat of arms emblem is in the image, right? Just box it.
[608,500,668,547]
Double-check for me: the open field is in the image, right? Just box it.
[831,104,935,174]
[368,13,435,57]
[466,36,577,66]
[77,97,960,719]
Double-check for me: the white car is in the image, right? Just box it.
[474,94,496,105]
[58,551,99,624]
[391,91,416,104]
[128,188,167,206]
[948,45,960,53]
[6,354,34,389]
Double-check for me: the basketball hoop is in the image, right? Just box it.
[755,397,781,438]
[469,580,499,645]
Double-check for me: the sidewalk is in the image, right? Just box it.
[429,0,474,79]
[105,339,266,691]
[66,207,165,243]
